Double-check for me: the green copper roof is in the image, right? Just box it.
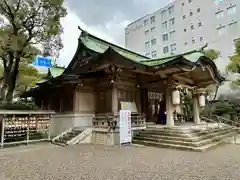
[79,29,207,67]
[50,67,65,77]
[80,32,148,62]
[141,51,205,67]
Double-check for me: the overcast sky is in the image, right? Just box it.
[58,0,173,66]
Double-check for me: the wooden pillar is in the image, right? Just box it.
[141,88,148,118]
[166,88,174,126]
[112,85,118,114]
[193,94,201,124]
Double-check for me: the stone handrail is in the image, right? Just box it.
[215,115,240,128]
[67,128,92,145]
[52,128,73,142]
[201,116,239,144]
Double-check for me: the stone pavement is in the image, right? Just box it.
[0,143,240,180]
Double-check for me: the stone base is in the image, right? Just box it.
[92,129,120,146]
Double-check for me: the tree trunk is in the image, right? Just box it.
[0,69,10,103]
[6,55,20,103]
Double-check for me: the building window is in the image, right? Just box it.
[215,11,224,19]
[184,28,187,32]
[188,0,192,3]
[161,10,167,20]
[163,46,169,54]
[144,19,149,26]
[163,34,168,41]
[184,42,188,46]
[229,21,238,31]
[169,6,174,15]
[190,11,193,16]
[215,0,224,5]
[145,41,150,49]
[151,27,155,32]
[162,21,168,29]
[198,22,202,27]
[183,15,186,19]
[170,30,176,40]
[145,30,149,36]
[192,38,196,44]
[150,16,156,24]
[227,5,237,15]
[197,8,201,13]
[170,43,177,52]
[182,2,185,6]
[151,38,157,45]
[200,37,203,42]
[145,53,150,57]
[151,50,157,57]
[217,26,226,36]
[191,25,194,30]
[169,18,175,27]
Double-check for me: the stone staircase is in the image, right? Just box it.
[132,125,238,152]
[52,128,83,146]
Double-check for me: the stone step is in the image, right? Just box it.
[140,127,231,138]
[134,131,237,147]
[51,141,66,147]
[59,136,73,141]
[65,131,82,136]
[63,136,75,140]
[132,138,228,152]
[55,139,68,144]
[53,130,83,146]
[136,128,234,142]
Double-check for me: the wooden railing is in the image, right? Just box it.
[92,113,146,130]
[0,110,55,148]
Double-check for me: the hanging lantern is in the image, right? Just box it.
[199,94,206,107]
[172,89,180,105]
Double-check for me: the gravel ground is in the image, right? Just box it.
[0,143,240,180]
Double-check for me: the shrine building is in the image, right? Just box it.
[22,27,224,137]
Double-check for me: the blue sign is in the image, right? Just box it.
[33,56,52,68]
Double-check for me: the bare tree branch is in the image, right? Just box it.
[15,0,22,12]
[2,0,18,33]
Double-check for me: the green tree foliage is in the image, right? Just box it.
[0,64,43,98]
[0,0,67,103]
[203,49,220,61]
[226,41,240,89]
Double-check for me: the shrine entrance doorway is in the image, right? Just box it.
[147,92,166,125]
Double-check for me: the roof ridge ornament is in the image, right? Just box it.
[198,43,208,52]
[78,26,88,37]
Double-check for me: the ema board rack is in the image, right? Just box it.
[2,115,50,143]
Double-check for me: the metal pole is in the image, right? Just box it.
[234,135,237,144]
[48,114,51,142]
[26,115,30,144]
[1,117,5,148]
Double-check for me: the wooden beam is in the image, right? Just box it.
[197,80,215,87]
[173,74,195,85]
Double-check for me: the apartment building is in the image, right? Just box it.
[125,0,240,69]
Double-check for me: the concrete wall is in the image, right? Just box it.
[50,114,74,137]
[92,129,120,145]
[50,113,95,137]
